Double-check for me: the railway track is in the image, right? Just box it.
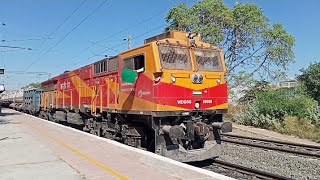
[221,133,320,158]
[212,159,293,180]
[189,159,293,180]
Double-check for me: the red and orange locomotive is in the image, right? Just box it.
[40,31,231,162]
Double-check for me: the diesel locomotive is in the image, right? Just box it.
[3,31,231,162]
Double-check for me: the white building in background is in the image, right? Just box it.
[277,79,300,88]
[228,79,300,105]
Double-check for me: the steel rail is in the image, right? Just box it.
[221,134,320,158]
[222,133,320,149]
[213,159,293,180]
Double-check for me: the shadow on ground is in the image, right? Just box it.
[0,136,22,141]
[0,112,19,117]
[0,116,21,125]
[186,159,215,168]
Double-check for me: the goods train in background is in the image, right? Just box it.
[0,31,231,162]
[0,90,24,110]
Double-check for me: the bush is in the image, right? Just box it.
[233,102,277,129]
[274,116,320,143]
[232,87,320,142]
[254,88,317,121]
[309,103,320,125]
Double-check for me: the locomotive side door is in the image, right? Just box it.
[119,54,145,111]
[106,75,118,110]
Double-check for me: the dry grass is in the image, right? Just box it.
[225,104,245,122]
[273,116,320,143]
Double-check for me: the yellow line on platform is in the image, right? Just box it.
[26,123,129,180]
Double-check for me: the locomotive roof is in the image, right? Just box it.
[144,30,201,44]
[93,55,118,64]
[43,31,212,86]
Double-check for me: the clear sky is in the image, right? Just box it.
[0,0,319,90]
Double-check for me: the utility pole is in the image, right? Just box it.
[128,35,131,50]
[0,22,6,96]
[0,22,7,96]
[0,68,4,114]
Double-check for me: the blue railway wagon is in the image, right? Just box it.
[23,89,43,115]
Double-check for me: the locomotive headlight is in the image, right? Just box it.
[171,76,176,83]
[192,73,203,84]
[198,74,203,83]
[192,74,199,83]
[216,78,221,84]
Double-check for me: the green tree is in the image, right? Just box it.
[24,82,42,89]
[165,0,295,86]
[238,80,271,104]
[297,62,320,102]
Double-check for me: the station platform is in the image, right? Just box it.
[0,109,232,180]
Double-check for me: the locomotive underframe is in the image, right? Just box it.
[39,106,230,162]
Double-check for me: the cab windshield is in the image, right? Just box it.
[158,44,191,70]
[194,48,222,71]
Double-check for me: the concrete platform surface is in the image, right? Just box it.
[0,109,233,180]
[0,110,82,180]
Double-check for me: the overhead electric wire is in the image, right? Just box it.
[69,9,168,60]
[60,23,166,72]
[66,0,187,63]
[1,1,88,89]
[88,40,120,52]
[51,0,187,75]
[1,37,54,42]
[56,0,187,72]
[6,71,50,74]
[92,8,169,43]
[25,0,88,64]
[104,24,167,51]
[25,0,88,63]
[0,49,21,53]
[0,45,32,50]
[24,0,110,71]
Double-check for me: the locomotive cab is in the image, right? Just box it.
[119,31,228,114]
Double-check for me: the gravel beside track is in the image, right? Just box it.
[190,159,279,180]
[221,134,320,158]
[204,162,263,180]
[209,142,320,179]
[199,124,320,179]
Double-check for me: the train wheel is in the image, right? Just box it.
[94,122,101,136]
[84,119,101,137]
[89,126,100,136]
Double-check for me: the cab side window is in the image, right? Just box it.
[123,54,145,71]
